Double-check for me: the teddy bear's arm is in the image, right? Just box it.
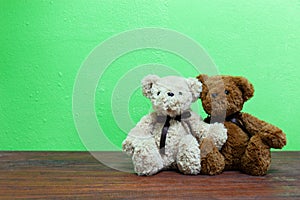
[241,113,286,149]
[122,113,156,155]
[183,112,204,136]
[186,112,227,150]
[199,121,227,150]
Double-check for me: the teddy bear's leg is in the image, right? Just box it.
[132,138,164,176]
[241,134,271,176]
[176,134,201,175]
[200,138,225,175]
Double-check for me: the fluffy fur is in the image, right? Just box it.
[123,75,227,176]
[197,74,287,176]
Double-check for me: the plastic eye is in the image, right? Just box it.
[167,92,174,97]
[224,90,230,95]
[157,91,160,96]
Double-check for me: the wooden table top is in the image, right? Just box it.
[0,151,299,199]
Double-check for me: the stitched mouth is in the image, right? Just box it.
[167,108,172,112]
[166,109,177,117]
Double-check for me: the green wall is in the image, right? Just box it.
[1,0,299,151]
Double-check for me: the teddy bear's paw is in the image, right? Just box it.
[133,153,164,176]
[260,127,287,149]
[206,123,228,150]
[132,141,164,176]
[176,135,201,175]
[135,164,163,176]
[122,139,135,156]
[177,152,201,175]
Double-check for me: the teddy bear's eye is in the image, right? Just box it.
[224,90,230,95]
[157,91,160,96]
[179,92,182,95]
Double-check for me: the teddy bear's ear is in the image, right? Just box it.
[141,74,160,98]
[196,74,209,85]
[234,76,254,101]
[186,78,202,102]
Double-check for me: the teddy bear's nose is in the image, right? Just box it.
[167,92,174,97]
[211,93,218,98]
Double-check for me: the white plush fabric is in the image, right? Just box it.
[122,75,227,176]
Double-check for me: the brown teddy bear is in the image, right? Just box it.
[197,74,287,176]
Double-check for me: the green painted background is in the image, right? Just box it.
[1,0,299,151]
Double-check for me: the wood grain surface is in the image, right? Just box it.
[0,151,299,199]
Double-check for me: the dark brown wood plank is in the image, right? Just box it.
[0,152,299,199]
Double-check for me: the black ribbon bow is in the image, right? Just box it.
[157,111,191,154]
[204,112,251,137]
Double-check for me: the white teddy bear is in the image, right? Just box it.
[122,75,227,176]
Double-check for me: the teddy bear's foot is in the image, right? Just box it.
[132,139,164,176]
[200,138,225,175]
[176,135,201,175]
[241,135,271,176]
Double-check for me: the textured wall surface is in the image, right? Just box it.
[0,0,299,150]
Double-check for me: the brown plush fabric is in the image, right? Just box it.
[199,138,225,175]
[197,74,287,176]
